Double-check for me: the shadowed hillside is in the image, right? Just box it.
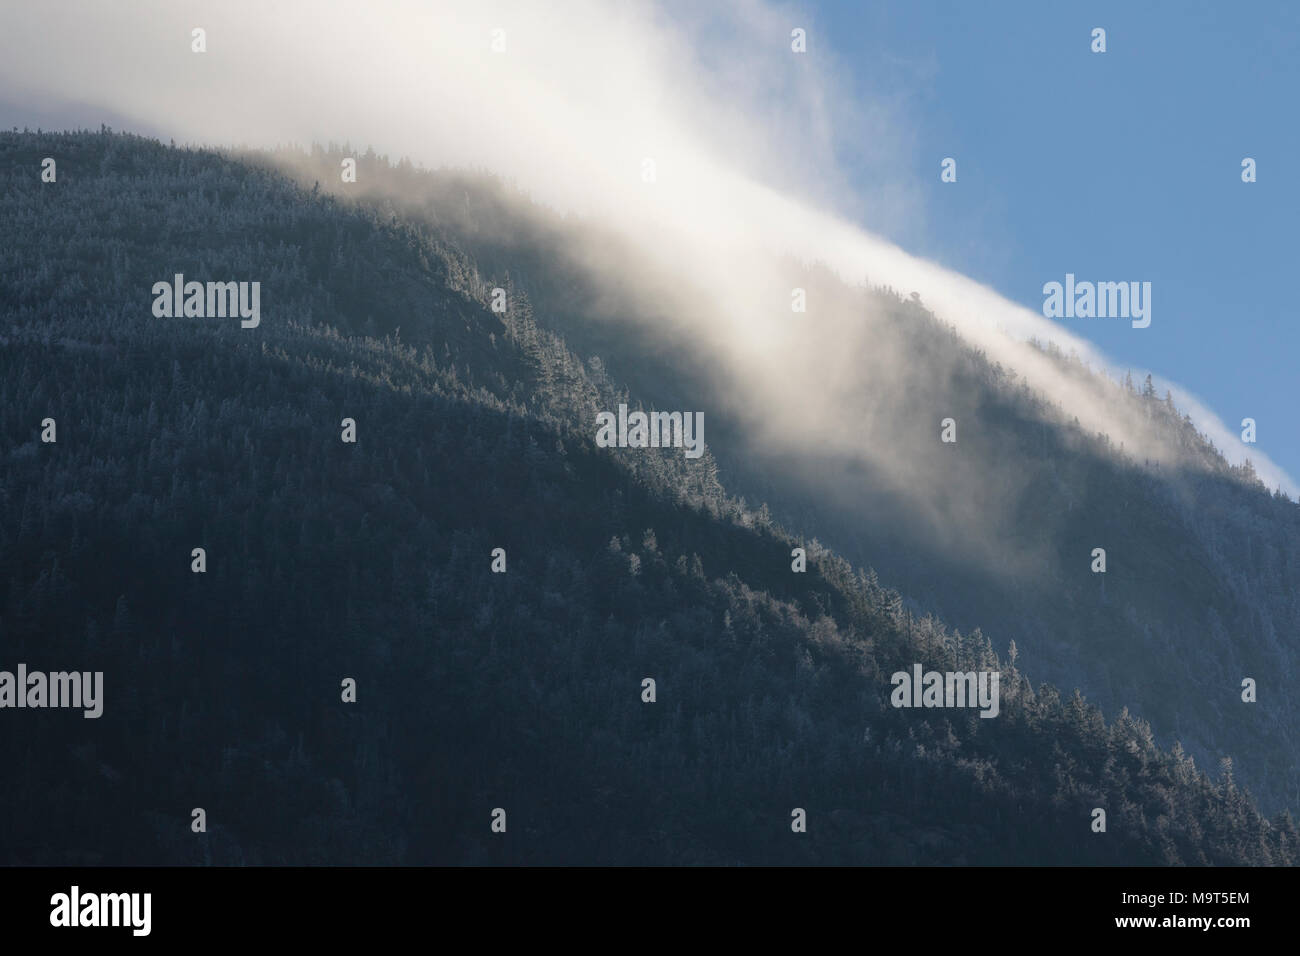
[0,129,1295,864]
[261,143,1300,818]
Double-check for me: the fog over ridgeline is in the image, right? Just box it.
[2,0,1290,520]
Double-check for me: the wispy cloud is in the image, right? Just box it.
[2,0,1289,498]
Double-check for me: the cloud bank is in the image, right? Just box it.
[1,0,1289,497]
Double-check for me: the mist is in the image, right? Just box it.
[2,0,1289,524]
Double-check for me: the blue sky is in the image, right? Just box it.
[813,0,1300,485]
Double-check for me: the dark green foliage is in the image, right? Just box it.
[0,130,1293,864]
[305,139,1300,818]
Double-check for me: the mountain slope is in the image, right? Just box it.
[0,129,1294,864]
[269,144,1300,817]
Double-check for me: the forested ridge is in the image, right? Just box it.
[0,129,1295,864]
[271,142,1300,817]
